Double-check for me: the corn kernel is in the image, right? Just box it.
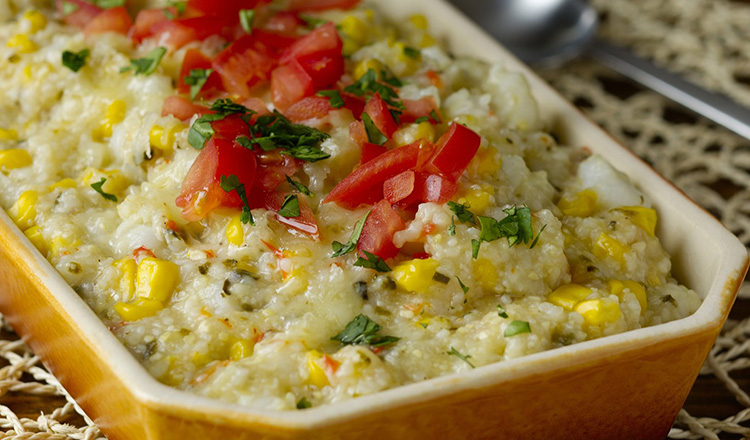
[226,215,244,246]
[114,258,137,300]
[470,148,502,177]
[22,65,32,83]
[548,283,593,310]
[593,233,628,265]
[608,279,648,312]
[9,190,38,230]
[395,42,420,74]
[0,128,18,141]
[463,186,492,213]
[50,235,81,257]
[96,100,127,139]
[7,34,37,54]
[392,258,440,293]
[409,14,429,30]
[149,123,186,151]
[473,258,498,290]
[23,10,48,33]
[0,149,32,170]
[49,178,76,191]
[136,257,180,303]
[575,298,622,326]
[354,58,384,80]
[342,37,359,57]
[617,206,657,237]
[340,16,368,45]
[115,298,163,321]
[23,225,47,256]
[306,350,329,388]
[558,189,598,217]
[230,340,253,361]
[81,168,129,196]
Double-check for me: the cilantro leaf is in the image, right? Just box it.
[354,250,391,272]
[95,0,124,8]
[343,69,405,111]
[447,347,475,368]
[429,109,442,123]
[250,111,330,162]
[219,175,254,225]
[184,68,213,100]
[90,178,117,202]
[415,116,429,124]
[332,314,400,347]
[239,9,255,34]
[187,99,254,149]
[299,14,327,29]
[331,212,369,257]
[296,397,312,409]
[471,239,481,259]
[497,305,509,318]
[278,195,300,218]
[456,276,469,294]
[447,202,476,225]
[448,216,456,236]
[210,98,251,115]
[530,224,547,249]
[403,46,421,59]
[120,47,167,76]
[316,90,345,109]
[285,175,313,197]
[362,112,387,146]
[476,206,545,248]
[380,69,403,87]
[504,320,531,337]
[62,49,89,72]
[235,136,254,150]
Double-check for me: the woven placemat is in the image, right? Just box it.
[3,0,750,438]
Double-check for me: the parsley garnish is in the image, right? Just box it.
[90,178,117,202]
[95,0,124,8]
[362,112,387,146]
[354,250,391,272]
[447,202,476,225]
[120,47,167,76]
[332,314,400,347]
[299,14,327,29]
[219,175,254,225]
[316,90,345,109]
[62,49,89,72]
[296,397,312,409]
[448,216,456,236]
[278,195,300,218]
[239,9,255,34]
[184,68,213,100]
[415,116,429,124]
[344,69,405,111]
[380,69,403,87]
[61,1,78,15]
[504,320,531,337]
[285,175,313,196]
[210,98,251,115]
[331,212,369,257]
[497,305,509,318]
[188,99,253,149]
[429,109,442,123]
[235,135,254,150]
[471,239,481,259]
[477,206,543,248]
[403,46,421,59]
[447,347,475,368]
[456,277,469,294]
[250,111,331,161]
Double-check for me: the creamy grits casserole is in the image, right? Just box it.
[0,0,701,410]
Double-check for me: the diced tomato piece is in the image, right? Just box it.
[130,8,173,42]
[178,49,223,97]
[265,11,303,34]
[324,139,429,209]
[176,137,257,221]
[426,122,482,181]
[211,114,251,140]
[361,142,386,164]
[213,35,276,98]
[401,97,441,124]
[253,29,300,52]
[412,251,431,259]
[342,93,365,119]
[271,60,314,111]
[349,120,366,147]
[256,191,318,236]
[162,96,211,120]
[280,22,344,89]
[363,93,398,139]
[56,0,102,29]
[383,170,415,204]
[357,200,405,260]
[83,6,132,36]
[286,0,361,11]
[256,154,301,190]
[187,0,263,18]
[241,97,271,115]
[150,16,232,50]
[285,96,333,122]
[421,173,457,203]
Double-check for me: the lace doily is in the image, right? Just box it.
[3,0,750,438]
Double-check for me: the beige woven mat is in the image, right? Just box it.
[3,0,750,438]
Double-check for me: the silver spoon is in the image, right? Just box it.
[448,0,750,141]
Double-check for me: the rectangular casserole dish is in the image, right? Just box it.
[0,0,747,439]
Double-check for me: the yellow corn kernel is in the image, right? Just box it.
[340,15,368,45]
[24,225,47,256]
[415,121,435,142]
[558,189,598,217]
[149,123,186,151]
[342,37,359,57]
[23,65,32,83]
[415,316,431,328]
[96,100,127,139]
[473,258,498,290]
[395,42,420,74]
[306,350,329,388]
[548,283,592,310]
[230,340,253,361]
[593,233,628,265]
[81,168,129,196]
[392,121,436,147]
[0,149,32,170]
[608,279,648,312]
[409,14,429,30]
[0,128,18,141]
[7,34,37,54]
[50,235,81,257]
[392,258,440,293]
[354,58,384,80]
[463,186,493,213]
[470,148,502,177]
[114,258,137,300]
[136,257,180,303]
[617,206,657,237]
[115,298,163,321]
[23,10,48,33]
[575,298,622,326]
[49,178,76,191]
[226,215,244,246]
[418,33,436,48]
[9,190,38,230]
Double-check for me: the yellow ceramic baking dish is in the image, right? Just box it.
[0,1,747,439]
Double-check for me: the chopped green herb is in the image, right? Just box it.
[343,69,405,111]
[476,206,544,248]
[471,239,481,259]
[447,201,476,225]
[362,112,387,146]
[239,9,255,34]
[90,178,117,202]
[432,272,450,284]
[120,47,167,76]
[210,98,251,115]
[456,277,469,294]
[331,213,370,258]
[285,175,313,196]
[95,0,124,8]
[183,68,213,100]
[188,99,254,149]
[403,46,421,59]
[415,116,429,124]
[278,195,300,218]
[219,175,254,225]
[448,216,456,236]
[529,224,547,249]
[61,49,89,72]
[447,346,475,368]
[299,14,327,29]
[296,397,312,409]
[251,111,331,162]
[380,69,403,87]
[354,250,391,273]
[332,314,400,347]
[429,109,442,123]
[497,305,508,318]
[164,0,187,18]
[504,320,531,337]
[235,136,254,150]
[61,0,79,15]
[316,90,345,109]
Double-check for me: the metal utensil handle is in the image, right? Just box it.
[588,39,750,141]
